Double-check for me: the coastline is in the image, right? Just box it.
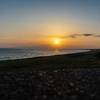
[0,49,100,99]
[0,49,100,73]
[0,49,91,63]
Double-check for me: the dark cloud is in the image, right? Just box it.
[82,34,93,36]
[68,34,80,38]
[47,34,100,39]
[68,34,98,38]
[95,35,100,37]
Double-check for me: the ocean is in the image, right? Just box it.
[0,49,90,61]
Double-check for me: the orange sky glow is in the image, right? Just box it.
[0,1,100,49]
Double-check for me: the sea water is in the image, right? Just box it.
[0,48,90,61]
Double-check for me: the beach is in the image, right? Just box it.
[0,49,100,100]
[0,49,100,73]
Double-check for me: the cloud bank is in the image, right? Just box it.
[82,34,93,36]
[66,34,100,38]
[47,34,100,39]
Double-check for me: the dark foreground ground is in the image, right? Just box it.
[0,68,100,100]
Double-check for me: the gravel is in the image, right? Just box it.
[0,68,100,100]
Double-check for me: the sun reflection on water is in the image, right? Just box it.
[54,49,59,55]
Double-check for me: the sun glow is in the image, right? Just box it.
[55,40,59,44]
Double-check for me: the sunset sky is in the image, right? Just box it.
[0,0,100,49]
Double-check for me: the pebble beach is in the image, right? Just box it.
[0,68,100,100]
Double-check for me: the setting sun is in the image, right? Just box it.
[55,40,59,44]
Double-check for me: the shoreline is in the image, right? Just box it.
[0,49,100,73]
[0,49,92,63]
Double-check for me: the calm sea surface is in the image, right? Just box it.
[0,49,90,61]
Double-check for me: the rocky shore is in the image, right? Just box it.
[0,68,100,100]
